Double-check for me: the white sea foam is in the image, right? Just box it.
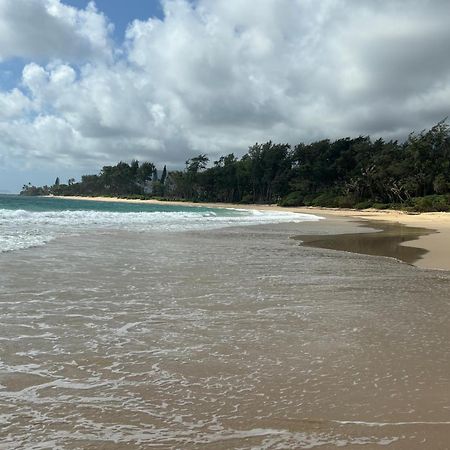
[0,207,321,253]
[0,230,53,253]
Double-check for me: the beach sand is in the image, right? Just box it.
[50,195,450,271]
[7,196,447,447]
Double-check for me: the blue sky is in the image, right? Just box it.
[0,1,164,90]
[0,0,166,192]
[1,0,449,193]
[63,0,164,40]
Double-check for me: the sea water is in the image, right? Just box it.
[1,195,449,449]
[0,195,320,253]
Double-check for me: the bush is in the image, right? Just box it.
[239,194,254,204]
[412,195,450,212]
[310,192,339,207]
[279,191,304,207]
[431,196,450,211]
[355,200,373,209]
[413,197,433,212]
[335,196,355,208]
[372,202,390,210]
[303,194,317,206]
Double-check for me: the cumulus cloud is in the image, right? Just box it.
[0,88,31,119]
[0,0,113,62]
[0,0,450,175]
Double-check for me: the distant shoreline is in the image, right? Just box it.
[46,195,450,271]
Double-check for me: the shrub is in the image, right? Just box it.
[239,194,254,204]
[355,200,373,209]
[310,192,339,207]
[335,196,355,208]
[279,191,304,207]
[372,202,390,210]
[413,197,434,212]
[303,194,317,206]
[431,195,450,211]
[412,195,450,212]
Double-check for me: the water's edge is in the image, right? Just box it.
[294,219,436,268]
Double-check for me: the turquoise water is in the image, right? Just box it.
[0,194,321,252]
[0,194,234,215]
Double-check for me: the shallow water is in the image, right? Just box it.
[0,220,449,449]
[296,220,434,265]
[0,194,319,252]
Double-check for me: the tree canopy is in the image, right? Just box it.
[21,121,450,212]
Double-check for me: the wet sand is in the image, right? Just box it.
[1,221,449,448]
[288,209,450,272]
[294,219,435,267]
[49,196,450,271]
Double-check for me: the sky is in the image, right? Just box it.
[1,0,449,193]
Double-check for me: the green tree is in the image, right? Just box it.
[160,165,167,185]
[137,162,156,184]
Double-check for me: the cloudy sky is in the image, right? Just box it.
[0,0,449,192]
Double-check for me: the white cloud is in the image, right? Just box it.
[1,0,450,177]
[0,0,113,62]
[0,88,31,119]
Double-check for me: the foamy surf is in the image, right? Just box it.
[0,199,321,252]
[1,198,449,449]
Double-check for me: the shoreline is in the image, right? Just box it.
[47,195,450,271]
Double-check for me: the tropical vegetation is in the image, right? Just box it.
[21,121,450,212]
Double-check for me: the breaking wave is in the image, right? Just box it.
[0,205,321,252]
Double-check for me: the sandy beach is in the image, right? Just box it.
[50,195,450,271]
[4,195,449,448]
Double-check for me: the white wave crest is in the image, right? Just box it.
[0,207,321,253]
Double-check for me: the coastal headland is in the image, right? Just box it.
[48,195,450,271]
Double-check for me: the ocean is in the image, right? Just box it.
[0,195,319,253]
[0,195,449,449]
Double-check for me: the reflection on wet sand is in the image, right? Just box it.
[1,222,449,449]
[295,220,435,266]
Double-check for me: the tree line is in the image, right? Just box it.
[21,121,450,212]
